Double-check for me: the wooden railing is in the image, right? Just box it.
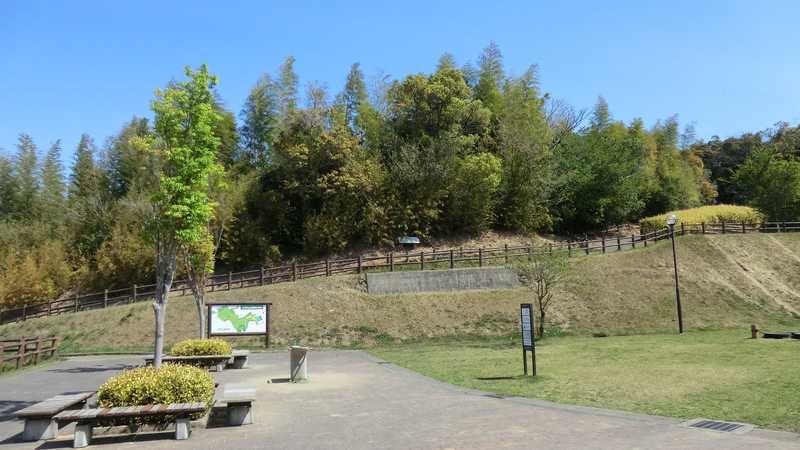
[1,221,799,326]
[0,336,60,371]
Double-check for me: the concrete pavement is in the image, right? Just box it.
[0,351,798,449]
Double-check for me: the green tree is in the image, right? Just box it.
[277,56,299,118]
[240,74,279,166]
[12,134,39,220]
[732,148,800,220]
[40,140,66,226]
[69,134,101,201]
[144,64,223,367]
[475,42,504,113]
[0,155,16,217]
[337,63,368,134]
[495,66,553,232]
[104,117,155,198]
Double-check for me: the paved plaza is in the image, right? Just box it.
[0,351,798,449]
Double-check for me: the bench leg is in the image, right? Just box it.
[74,424,92,448]
[175,417,191,440]
[215,363,225,372]
[22,418,58,441]
[232,357,247,369]
[226,403,253,426]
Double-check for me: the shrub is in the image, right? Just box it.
[97,364,214,412]
[639,205,764,234]
[170,338,232,356]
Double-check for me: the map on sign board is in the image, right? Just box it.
[520,304,533,349]
[209,304,267,335]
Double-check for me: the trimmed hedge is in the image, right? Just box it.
[639,205,764,234]
[170,338,232,356]
[98,364,214,411]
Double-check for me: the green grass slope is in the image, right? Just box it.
[1,234,799,353]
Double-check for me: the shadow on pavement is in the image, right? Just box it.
[46,364,132,374]
[0,400,35,422]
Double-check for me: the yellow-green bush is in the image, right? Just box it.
[640,205,764,234]
[170,338,232,356]
[98,364,214,411]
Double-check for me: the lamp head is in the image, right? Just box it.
[666,214,677,226]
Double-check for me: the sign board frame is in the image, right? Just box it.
[520,303,536,376]
[207,303,272,347]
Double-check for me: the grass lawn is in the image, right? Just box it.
[370,329,800,432]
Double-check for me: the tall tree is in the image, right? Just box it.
[13,134,39,220]
[337,63,368,133]
[0,155,15,217]
[39,140,66,224]
[104,117,154,198]
[144,64,223,367]
[475,42,504,112]
[277,56,299,118]
[240,74,279,165]
[69,134,100,201]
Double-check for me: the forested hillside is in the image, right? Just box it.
[0,43,798,310]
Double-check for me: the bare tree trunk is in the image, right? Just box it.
[153,241,177,368]
[538,310,545,338]
[196,292,206,339]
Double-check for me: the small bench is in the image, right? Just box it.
[54,402,208,448]
[220,384,256,426]
[227,350,250,369]
[143,355,232,371]
[15,391,95,441]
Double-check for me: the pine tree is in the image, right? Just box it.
[592,96,611,130]
[436,53,457,71]
[240,75,279,166]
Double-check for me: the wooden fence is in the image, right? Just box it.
[1,221,799,326]
[0,336,59,371]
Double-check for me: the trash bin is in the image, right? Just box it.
[290,346,310,382]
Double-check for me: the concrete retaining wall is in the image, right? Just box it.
[365,267,520,295]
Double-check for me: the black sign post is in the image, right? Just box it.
[520,303,536,376]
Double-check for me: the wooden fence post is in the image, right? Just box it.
[681,222,685,235]
[133,284,138,302]
[585,240,589,255]
[504,244,509,264]
[701,222,705,234]
[34,337,42,365]
[420,252,425,270]
[742,221,746,233]
[260,266,265,286]
[325,259,331,277]
[104,289,108,308]
[601,236,606,253]
[17,337,25,369]
[616,235,621,251]
[390,253,394,272]
[450,249,454,269]
[548,243,553,255]
[358,256,363,274]
[227,272,232,290]
[292,262,297,282]
[722,222,726,234]
[478,248,483,267]
[22,304,27,321]
[568,242,572,257]
[643,233,647,248]
[75,293,79,313]
[631,235,636,248]
[527,246,532,262]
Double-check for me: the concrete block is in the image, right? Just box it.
[74,424,92,448]
[175,417,191,440]
[290,346,310,381]
[226,403,253,425]
[22,418,58,441]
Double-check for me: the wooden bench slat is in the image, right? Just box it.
[16,391,95,418]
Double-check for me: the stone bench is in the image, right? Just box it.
[220,384,256,426]
[143,355,232,371]
[15,391,95,441]
[226,350,250,369]
[54,402,208,448]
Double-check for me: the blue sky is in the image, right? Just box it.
[2,1,799,167]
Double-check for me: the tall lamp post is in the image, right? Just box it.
[666,214,684,334]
